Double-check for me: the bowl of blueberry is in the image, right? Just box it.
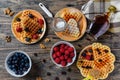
[5,50,32,77]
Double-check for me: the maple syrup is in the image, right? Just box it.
[87,5,117,39]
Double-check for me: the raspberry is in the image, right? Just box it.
[54,58,60,64]
[60,48,65,53]
[70,52,75,58]
[16,27,22,32]
[61,61,67,66]
[53,47,59,52]
[60,44,65,48]
[65,50,69,56]
[52,53,57,59]
[85,55,91,60]
[64,55,69,60]
[56,52,61,57]
[32,34,38,39]
[67,58,72,63]
[60,56,65,60]
[68,47,74,52]
[65,46,69,50]
[38,19,44,25]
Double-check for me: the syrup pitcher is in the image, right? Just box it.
[81,0,117,40]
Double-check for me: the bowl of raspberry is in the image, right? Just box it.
[5,50,32,77]
[50,41,76,67]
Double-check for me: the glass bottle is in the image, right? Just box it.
[87,5,117,39]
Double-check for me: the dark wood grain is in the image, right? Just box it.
[0,0,120,80]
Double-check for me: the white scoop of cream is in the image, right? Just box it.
[56,21,65,29]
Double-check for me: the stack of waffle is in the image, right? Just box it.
[12,10,45,44]
[77,43,115,80]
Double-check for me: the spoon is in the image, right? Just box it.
[39,3,67,32]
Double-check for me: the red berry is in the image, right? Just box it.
[52,53,57,59]
[70,52,75,58]
[60,56,65,60]
[56,52,62,57]
[64,55,69,60]
[65,50,69,56]
[16,27,22,32]
[60,48,65,53]
[67,58,72,63]
[68,47,74,52]
[32,34,38,39]
[65,45,69,50]
[53,47,59,52]
[61,61,67,66]
[85,55,91,60]
[55,58,60,64]
[38,19,44,25]
[60,44,65,48]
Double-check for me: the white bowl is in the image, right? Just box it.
[5,50,32,77]
[50,41,76,67]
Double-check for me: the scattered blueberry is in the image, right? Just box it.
[47,72,51,76]
[55,77,59,80]
[25,37,31,42]
[104,49,109,53]
[24,27,30,32]
[7,52,30,75]
[61,71,67,75]
[67,68,72,72]
[37,29,43,34]
[28,14,34,18]
[16,18,21,22]
[81,52,86,57]
[66,77,71,80]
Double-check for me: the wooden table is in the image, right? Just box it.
[0,0,120,80]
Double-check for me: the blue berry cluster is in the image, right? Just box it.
[7,52,30,75]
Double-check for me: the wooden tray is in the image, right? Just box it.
[55,7,87,41]
[11,9,46,44]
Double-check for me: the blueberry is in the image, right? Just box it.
[15,71,19,75]
[8,65,12,69]
[21,62,24,67]
[14,60,18,64]
[28,14,34,18]
[12,65,15,68]
[37,29,43,34]
[9,57,12,61]
[14,52,19,57]
[7,61,11,65]
[12,56,17,60]
[16,17,21,22]
[24,27,30,32]
[25,63,29,67]
[25,37,31,42]
[12,61,15,64]
[81,52,86,57]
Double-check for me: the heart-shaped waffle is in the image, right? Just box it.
[55,7,87,41]
[63,18,80,38]
[77,43,115,80]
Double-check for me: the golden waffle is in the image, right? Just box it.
[55,7,87,41]
[76,43,115,79]
[63,18,80,37]
[11,9,46,44]
[21,17,43,38]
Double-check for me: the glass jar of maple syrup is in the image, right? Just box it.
[87,5,117,39]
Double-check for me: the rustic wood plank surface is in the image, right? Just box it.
[0,0,120,80]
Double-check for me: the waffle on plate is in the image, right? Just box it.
[77,43,115,80]
[11,9,46,44]
[55,7,87,41]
